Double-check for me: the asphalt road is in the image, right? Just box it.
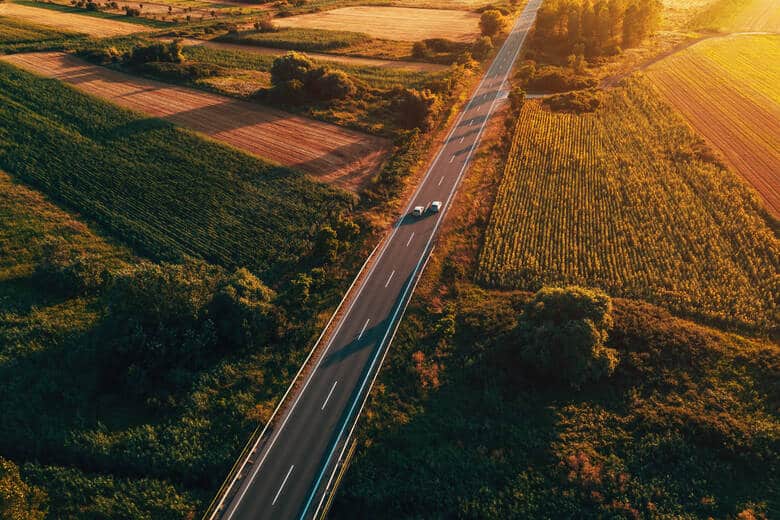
[218,1,543,518]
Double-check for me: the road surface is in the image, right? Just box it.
[216,1,543,518]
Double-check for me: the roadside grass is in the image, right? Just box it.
[0,61,354,279]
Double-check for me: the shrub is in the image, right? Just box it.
[0,458,47,520]
[307,68,355,101]
[518,286,619,388]
[79,46,122,65]
[254,17,276,32]
[124,6,140,16]
[270,51,314,85]
[34,238,109,295]
[544,89,602,113]
[393,88,441,131]
[472,35,494,60]
[270,53,355,102]
[480,10,507,37]
[412,41,429,59]
[128,41,184,66]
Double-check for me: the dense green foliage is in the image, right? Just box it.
[519,286,619,388]
[269,52,356,103]
[0,62,354,279]
[480,9,508,37]
[221,27,371,52]
[333,287,779,518]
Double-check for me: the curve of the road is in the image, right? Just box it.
[211,1,544,518]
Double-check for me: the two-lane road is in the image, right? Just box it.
[216,1,543,518]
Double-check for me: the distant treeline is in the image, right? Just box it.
[534,0,661,58]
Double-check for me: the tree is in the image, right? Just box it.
[518,286,619,388]
[0,458,47,520]
[480,10,507,37]
[394,88,441,131]
[307,69,356,101]
[270,52,314,85]
[472,36,494,60]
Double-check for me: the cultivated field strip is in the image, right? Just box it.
[273,6,481,42]
[646,36,780,216]
[0,2,145,36]
[477,79,779,329]
[0,51,389,191]
[0,61,354,277]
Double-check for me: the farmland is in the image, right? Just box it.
[0,60,357,277]
[476,78,778,330]
[689,0,780,31]
[0,14,85,53]
[0,2,152,36]
[272,6,482,42]
[646,34,780,217]
[1,52,389,191]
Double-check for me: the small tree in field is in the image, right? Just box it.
[0,458,47,520]
[519,286,619,388]
[480,10,507,37]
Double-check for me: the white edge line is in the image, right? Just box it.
[303,5,542,517]
[321,381,338,411]
[272,465,294,506]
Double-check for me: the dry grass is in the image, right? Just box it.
[0,52,389,192]
[0,2,146,36]
[646,34,780,217]
[273,6,482,42]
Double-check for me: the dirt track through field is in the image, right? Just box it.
[0,52,388,192]
[0,2,146,36]
[174,38,448,72]
[273,6,481,42]
[646,40,780,217]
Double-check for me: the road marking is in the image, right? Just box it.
[449,154,455,163]
[321,381,338,410]
[358,318,370,340]
[438,176,444,186]
[406,232,414,247]
[385,270,395,288]
[459,136,464,143]
[272,465,294,506]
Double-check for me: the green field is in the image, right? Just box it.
[0,61,354,279]
[476,78,778,331]
[0,15,85,53]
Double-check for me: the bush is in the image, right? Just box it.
[128,41,184,66]
[525,65,596,93]
[307,68,355,101]
[0,458,47,520]
[518,286,619,388]
[254,17,276,32]
[393,88,441,131]
[472,36,493,60]
[139,61,223,81]
[411,41,429,59]
[124,6,140,16]
[34,239,109,295]
[79,46,122,65]
[270,51,314,85]
[480,10,507,37]
[270,52,355,102]
[543,89,602,113]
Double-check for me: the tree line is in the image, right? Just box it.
[534,0,661,58]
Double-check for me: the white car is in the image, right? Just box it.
[412,206,425,217]
[430,201,442,213]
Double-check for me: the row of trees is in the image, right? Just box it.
[534,0,661,57]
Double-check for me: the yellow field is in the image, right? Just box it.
[273,6,482,42]
[477,79,779,330]
[646,34,780,216]
[0,2,146,36]
[689,0,780,31]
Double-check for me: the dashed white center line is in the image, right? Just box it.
[358,318,370,339]
[272,465,294,505]
[406,232,415,247]
[385,270,395,288]
[438,176,445,186]
[449,154,455,163]
[321,380,338,410]
[459,136,464,143]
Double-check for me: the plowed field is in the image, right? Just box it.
[0,2,145,36]
[273,6,481,42]
[646,35,780,217]
[0,52,388,192]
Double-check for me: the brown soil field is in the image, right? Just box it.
[646,38,780,217]
[0,52,388,192]
[0,2,146,36]
[273,6,482,42]
[176,38,448,72]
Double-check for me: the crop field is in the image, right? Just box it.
[272,6,482,42]
[180,38,447,73]
[477,79,779,330]
[0,2,150,36]
[0,60,358,278]
[0,14,84,52]
[1,52,389,192]
[646,35,780,217]
[688,0,780,31]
